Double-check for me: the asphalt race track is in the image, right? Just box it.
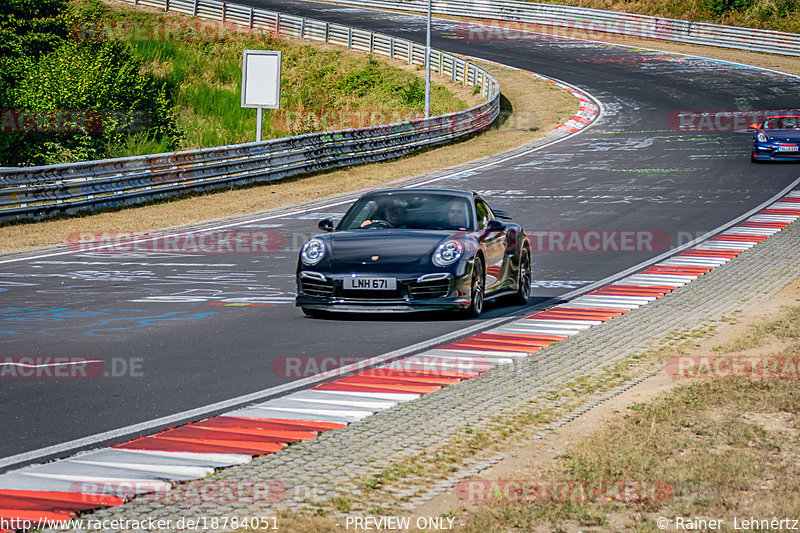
[1,0,799,470]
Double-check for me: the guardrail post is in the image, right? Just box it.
[221,2,226,22]
[276,13,280,35]
[389,37,394,59]
[438,51,443,74]
[451,57,457,81]
[325,22,330,42]
[463,62,469,85]
[300,18,306,38]
[408,42,413,64]
[249,7,254,29]
[192,0,198,16]
[369,33,374,54]
[347,27,353,48]
[164,0,169,11]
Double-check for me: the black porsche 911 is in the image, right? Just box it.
[295,189,531,317]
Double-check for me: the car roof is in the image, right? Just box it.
[358,188,476,200]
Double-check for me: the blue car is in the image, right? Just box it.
[751,114,800,162]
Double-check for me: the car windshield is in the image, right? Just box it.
[764,116,800,129]
[337,192,474,231]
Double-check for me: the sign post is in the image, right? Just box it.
[241,50,282,142]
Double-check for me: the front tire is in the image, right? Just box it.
[512,251,531,306]
[464,256,485,318]
[302,307,322,318]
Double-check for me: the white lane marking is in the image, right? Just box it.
[522,319,599,327]
[425,348,527,358]
[68,459,213,478]
[658,259,728,267]
[0,360,102,369]
[114,448,251,465]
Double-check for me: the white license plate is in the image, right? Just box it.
[344,277,397,290]
[778,145,799,152]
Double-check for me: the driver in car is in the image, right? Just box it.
[361,198,408,228]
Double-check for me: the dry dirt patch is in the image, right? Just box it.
[412,277,800,532]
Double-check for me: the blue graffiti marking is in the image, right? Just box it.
[0,308,217,336]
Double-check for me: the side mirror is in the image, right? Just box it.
[317,219,334,232]
[487,219,505,231]
[749,123,758,130]
[493,210,512,221]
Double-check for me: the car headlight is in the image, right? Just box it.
[432,240,463,267]
[757,132,768,143]
[301,238,326,266]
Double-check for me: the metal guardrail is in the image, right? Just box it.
[330,0,800,57]
[0,0,500,222]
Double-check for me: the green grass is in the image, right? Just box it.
[87,0,469,156]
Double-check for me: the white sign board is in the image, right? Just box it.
[241,50,281,109]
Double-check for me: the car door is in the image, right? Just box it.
[474,196,509,293]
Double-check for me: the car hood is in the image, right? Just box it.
[326,230,455,267]
[763,129,800,143]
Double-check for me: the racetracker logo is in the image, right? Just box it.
[454,19,683,42]
[69,19,270,43]
[68,480,286,503]
[456,479,673,503]
[666,356,800,379]
[67,230,285,254]
[528,230,669,253]
[0,356,143,379]
[274,110,420,133]
[1,110,149,133]
[273,355,490,378]
[667,109,800,132]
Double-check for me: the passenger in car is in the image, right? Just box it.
[447,200,469,230]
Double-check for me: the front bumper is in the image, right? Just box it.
[753,143,800,161]
[296,271,470,313]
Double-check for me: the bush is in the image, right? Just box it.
[393,78,426,107]
[0,0,183,166]
[704,0,754,16]
[10,40,182,165]
[754,0,799,19]
[339,57,383,96]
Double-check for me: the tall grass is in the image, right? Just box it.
[99,2,468,155]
